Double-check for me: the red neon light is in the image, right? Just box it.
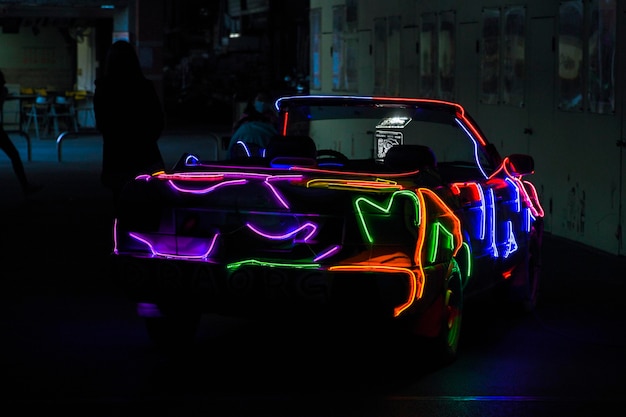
[281,111,289,135]
[451,182,482,203]
[490,157,545,218]
[502,267,514,279]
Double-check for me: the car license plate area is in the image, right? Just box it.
[113,257,412,318]
[113,257,330,306]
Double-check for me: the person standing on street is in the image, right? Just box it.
[93,40,165,205]
[0,69,41,195]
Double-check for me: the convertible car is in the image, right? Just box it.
[112,95,544,363]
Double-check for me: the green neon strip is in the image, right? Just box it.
[354,190,421,244]
[428,221,455,263]
[460,241,472,279]
[227,259,320,270]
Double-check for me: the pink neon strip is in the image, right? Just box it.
[129,232,219,260]
[313,245,341,262]
[490,157,545,218]
[168,179,247,194]
[245,222,318,243]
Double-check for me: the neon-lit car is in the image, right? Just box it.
[112,95,544,363]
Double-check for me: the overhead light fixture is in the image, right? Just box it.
[101,4,115,9]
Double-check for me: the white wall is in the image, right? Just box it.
[0,25,74,92]
[311,0,625,255]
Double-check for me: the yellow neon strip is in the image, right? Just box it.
[306,178,401,191]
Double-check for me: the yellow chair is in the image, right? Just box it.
[18,87,36,130]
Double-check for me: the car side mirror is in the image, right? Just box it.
[506,153,535,176]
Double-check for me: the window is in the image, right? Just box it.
[558,1,584,111]
[503,6,526,107]
[310,8,321,90]
[373,16,401,95]
[420,13,436,97]
[588,0,615,114]
[558,0,615,114]
[480,8,501,104]
[373,17,387,94]
[387,15,401,96]
[438,11,455,100]
[480,6,526,107]
[332,2,358,92]
[420,11,456,100]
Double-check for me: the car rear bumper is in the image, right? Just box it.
[111,255,425,319]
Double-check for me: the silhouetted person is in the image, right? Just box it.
[228,90,279,158]
[0,69,40,195]
[94,40,165,204]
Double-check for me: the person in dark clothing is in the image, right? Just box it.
[228,90,279,158]
[93,40,165,203]
[0,69,41,195]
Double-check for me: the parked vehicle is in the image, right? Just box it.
[112,95,544,363]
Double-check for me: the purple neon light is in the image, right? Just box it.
[168,178,247,194]
[245,222,318,243]
[486,188,498,258]
[313,245,341,262]
[454,118,489,179]
[263,181,289,209]
[137,302,162,318]
[129,232,220,259]
[473,183,487,240]
[162,172,301,208]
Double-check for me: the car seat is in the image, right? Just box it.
[384,144,437,172]
[266,135,317,168]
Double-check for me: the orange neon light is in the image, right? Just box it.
[415,188,463,263]
[154,172,226,181]
[456,112,487,146]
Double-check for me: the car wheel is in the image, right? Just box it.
[405,261,463,366]
[432,264,463,364]
[144,309,201,353]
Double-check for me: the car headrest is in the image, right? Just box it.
[384,144,437,172]
[266,135,317,159]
